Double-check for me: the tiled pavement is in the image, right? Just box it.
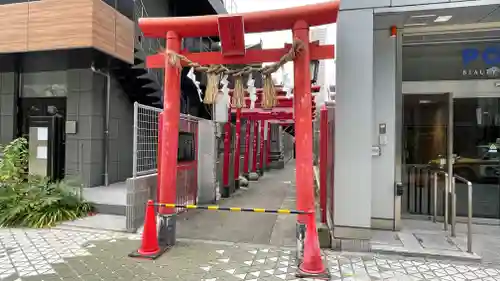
[5,162,500,280]
[3,228,500,280]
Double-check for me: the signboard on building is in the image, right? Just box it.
[403,41,500,81]
[461,46,500,78]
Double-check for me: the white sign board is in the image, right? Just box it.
[36,146,48,159]
[37,127,48,141]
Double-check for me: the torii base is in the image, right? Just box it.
[249,172,259,181]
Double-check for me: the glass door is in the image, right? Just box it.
[453,98,500,219]
[403,93,500,218]
[403,93,450,215]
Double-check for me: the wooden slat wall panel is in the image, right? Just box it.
[92,0,116,56]
[115,12,134,63]
[0,0,134,63]
[0,3,28,53]
[28,0,93,51]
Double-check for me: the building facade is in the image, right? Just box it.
[335,0,500,246]
[0,0,228,187]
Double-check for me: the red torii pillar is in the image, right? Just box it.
[242,117,252,180]
[251,120,259,180]
[139,1,338,275]
[266,122,272,170]
[222,107,232,197]
[233,108,242,189]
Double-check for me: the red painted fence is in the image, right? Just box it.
[319,105,335,226]
[158,113,199,214]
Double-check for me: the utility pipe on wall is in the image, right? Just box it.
[91,64,110,187]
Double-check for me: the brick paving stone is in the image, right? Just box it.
[6,162,500,280]
[4,227,500,280]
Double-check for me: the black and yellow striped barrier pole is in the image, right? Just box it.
[154,203,312,215]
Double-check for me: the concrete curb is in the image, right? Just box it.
[370,245,482,262]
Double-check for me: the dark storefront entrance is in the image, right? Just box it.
[403,94,500,218]
[18,97,67,180]
[18,97,66,137]
[402,40,500,219]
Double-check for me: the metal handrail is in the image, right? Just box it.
[409,166,473,253]
[453,175,473,253]
[431,170,448,230]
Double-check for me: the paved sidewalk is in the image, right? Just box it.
[6,161,500,280]
[372,218,500,265]
[3,227,500,280]
[176,162,298,246]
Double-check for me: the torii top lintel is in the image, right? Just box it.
[138,1,339,39]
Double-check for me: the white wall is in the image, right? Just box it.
[334,8,373,236]
[371,30,398,222]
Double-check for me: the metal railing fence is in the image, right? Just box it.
[407,165,473,253]
[133,102,162,177]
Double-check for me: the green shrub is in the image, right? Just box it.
[0,137,93,228]
[0,138,29,184]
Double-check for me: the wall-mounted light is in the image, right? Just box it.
[419,100,433,104]
[434,15,452,23]
[390,26,397,38]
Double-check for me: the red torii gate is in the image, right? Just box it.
[138,1,338,276]
[226,86,319,189]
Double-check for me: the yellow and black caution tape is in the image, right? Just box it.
[155,203,311,215]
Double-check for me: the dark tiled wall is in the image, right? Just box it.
[0,72,16,145]
[65,69,106,187]
[65,70,133,187]
[107,75,133,183]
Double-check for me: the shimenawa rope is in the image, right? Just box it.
[163,39,305,109]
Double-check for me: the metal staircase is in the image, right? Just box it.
[112,0,163,107]
[112,0,228,109]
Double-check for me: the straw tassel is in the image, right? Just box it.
[204,65,224,105]
[232,74,245,108]
[261,73,277,109]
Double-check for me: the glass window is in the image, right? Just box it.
[21,71,68,98]
[177,132,195,162]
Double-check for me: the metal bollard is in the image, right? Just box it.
[433,172,437,223]
[467,181,473,253]
[409,167,415,213]
[444,173,448,231]
[451,176,457,237]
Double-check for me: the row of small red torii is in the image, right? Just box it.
[223,86,320,197]
[138,1,338,274]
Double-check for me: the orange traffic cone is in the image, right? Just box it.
[296,213,330,279]
[129,200,164,260]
